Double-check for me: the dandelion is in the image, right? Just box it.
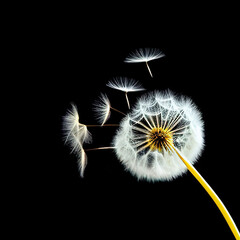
[124,48,165,77]
[106,77,145,109]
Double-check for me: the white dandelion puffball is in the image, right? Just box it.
[113,91,204,181]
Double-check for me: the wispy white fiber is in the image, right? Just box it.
[93,93,111,126]
[124,48,165,63]
[106,77,145,92]
[62,104,92,177]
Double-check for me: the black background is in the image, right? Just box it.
[23,4,239,239]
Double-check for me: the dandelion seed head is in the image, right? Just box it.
[124,48,165,63]
[93,93,111,126]
[113,91,204,181]
[106,77,145,92]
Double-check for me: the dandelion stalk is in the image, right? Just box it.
[172,146,240,240]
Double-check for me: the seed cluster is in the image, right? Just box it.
[147,127,174,152]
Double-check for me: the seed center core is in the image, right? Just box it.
[148,127,173,152]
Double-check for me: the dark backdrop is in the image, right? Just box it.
[35,5,240,239]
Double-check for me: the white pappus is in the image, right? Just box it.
[106,77,145,109]
[93,93,111,126]
[124,48,165,77]
[62,104,92,177]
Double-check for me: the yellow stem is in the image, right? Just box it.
[172,146,240,240]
